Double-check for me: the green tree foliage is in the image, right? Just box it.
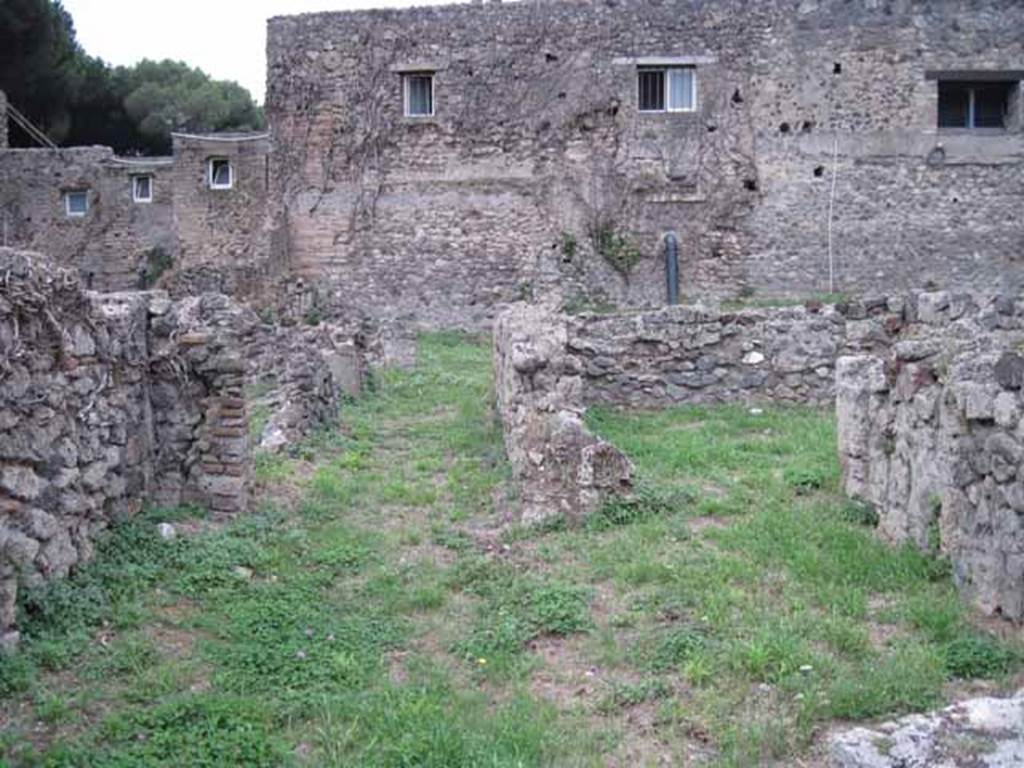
[115,60,264,152]
[0,0,80,142]
[0,0,264,154]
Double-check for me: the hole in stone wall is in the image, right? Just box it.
[813,166,825,177]
[743,179,758,191]
[545,52,559,62]
[952,197,960,204]
[779,122,791,134]
[833,62,842,75]
[707,124,718,133]
[801,120,814,133]
[557,92,566,99]
[731,88,744,104]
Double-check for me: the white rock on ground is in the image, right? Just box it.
[830,689,1024,767]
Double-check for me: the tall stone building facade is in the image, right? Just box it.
[266,0,1024,325]
[2,2,1022,324]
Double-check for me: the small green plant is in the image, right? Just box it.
[644,627,707,672]
[841,499,879,527]
[304,304,323,326]
[597,678,671,714]
[560,230,578,261]
[592,223,643,277]
[783,466,828,494]
[561,292,618,315]
[453,569,591,672]
[257,305,278,325]
[249,402,271,439]
[941,634,1019,679]
[589,484,689,530]
[140,247,173,289]
[34,692,73,725]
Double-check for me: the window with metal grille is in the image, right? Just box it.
[938,81,1017,129]
[404,73,434,117]
[638,67,696,113]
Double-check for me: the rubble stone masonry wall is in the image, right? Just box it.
[837,292,1024,620]
[268,0,1024,328]
[0,249,253,642]
[0,248,352,641]
[168,133,277,297]
[0,149,174,292]
[573,303,851,408]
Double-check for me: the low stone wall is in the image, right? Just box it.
[571,303,850,407]
[838,292,1024,621]
[493,303,633,524]
[528,297,905,409]
[0,249,352,643]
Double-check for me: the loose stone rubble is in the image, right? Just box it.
[830,688,1024,768]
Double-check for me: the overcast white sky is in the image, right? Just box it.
[62,0,455,104]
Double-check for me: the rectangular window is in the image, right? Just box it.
[938,80,1017,129]
[638,67,697,113]
[638,69,665,111]
[132,175,153,203]
[209,158,232,189]
[404,73,434,117]
[64,190,88,217]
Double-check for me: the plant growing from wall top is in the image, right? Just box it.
[591,221,642,277]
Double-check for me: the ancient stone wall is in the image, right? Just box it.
[168,133,277,297]
[499,297,902,410]
[0,149,175,292]
[0,249,350,642]
[493,303,633,524]
[837,292,1024,620]
[0,250,262,641]
[267,0,1024,328]
[248,322,352,452]
[572,303,849,408]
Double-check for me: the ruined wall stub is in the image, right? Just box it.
[267,0,1024,327]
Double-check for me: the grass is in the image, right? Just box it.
[720,292,848,311]
[1,333,1020,766]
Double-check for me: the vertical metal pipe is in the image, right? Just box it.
[665,232,679,305]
